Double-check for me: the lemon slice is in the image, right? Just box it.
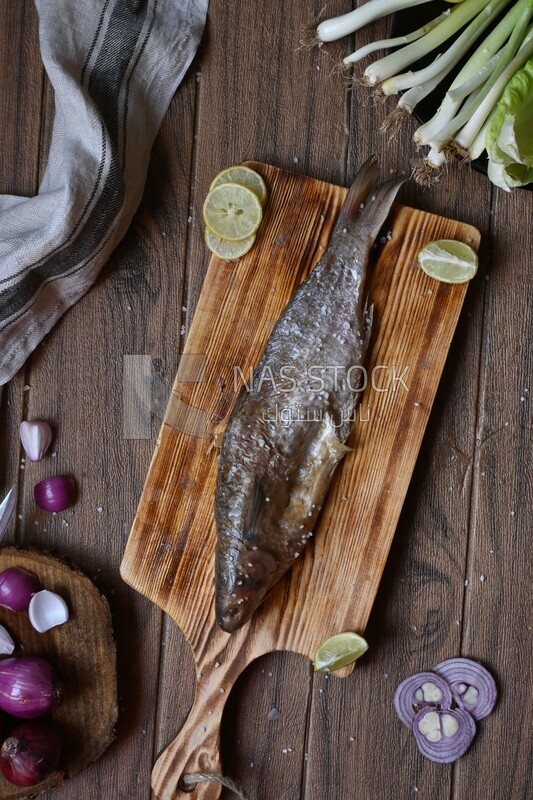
[209,165,268,206]
[417,239,478,284]
[203,183,263,242]
[313,631,369,672]
[205,227,256,260]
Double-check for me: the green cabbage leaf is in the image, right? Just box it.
[486,57,533,191]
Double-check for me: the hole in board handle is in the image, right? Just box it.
[177,774,196,793]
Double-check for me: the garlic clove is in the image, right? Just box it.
[28,590,69,633]
[0,624,15,655]
[19,421,53,462]
[0,486,18,541]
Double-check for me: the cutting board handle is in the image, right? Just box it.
[152,627,259,800]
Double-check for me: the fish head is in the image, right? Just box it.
[215,547,279,633]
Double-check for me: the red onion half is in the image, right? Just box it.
[412,707,476,763]
[0,657,62,719]
[393,671,453,727]
[0,721,61,786]
[34,475,77,512]
[0,567,41,612]
[433,657,497,720]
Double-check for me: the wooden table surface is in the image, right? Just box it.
[0,2,531,799]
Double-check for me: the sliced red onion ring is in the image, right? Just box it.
[433,657,497,720]
[412,706,476,763]
[393,672,453,728]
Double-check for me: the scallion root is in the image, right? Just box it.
[412,159,443,186]
[380,106,410,133]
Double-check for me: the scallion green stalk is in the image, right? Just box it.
[448,50,504,101]
[469,117,492,160]
[380,0,511,95]
[429,7,533,149]
[343,12,449,66]
[454,29,533,152]
[363,0,501,86]
[413,0,526,145]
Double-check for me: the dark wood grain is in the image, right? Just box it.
[0,1,531,800]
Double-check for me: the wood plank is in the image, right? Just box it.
[304,11,497,799]
[2,3,528,800]
[0,0,45,505]
[0,0,44,198]
[121,161,478,799]
[170,2,353,794]
[10,37,201,800]
[452,186,533,798]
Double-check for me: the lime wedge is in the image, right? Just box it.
[209,165,268,206]
[313,631,369,672]
[417,239,478,284]
[203,183,263,242]
[205,227,256,260]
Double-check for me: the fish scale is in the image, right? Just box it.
[214,157,405,633]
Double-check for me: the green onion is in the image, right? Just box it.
[379,0,511,96]
[343,13,449,66]
[312,0,533,190]
[455,29,533,153]
[413,0,525,145]
[316,0,436,43]
[363,0,504,87]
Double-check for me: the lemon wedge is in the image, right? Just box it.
[209,165,268,206]
[313,631,369,672]
[203,183,263,242]
[417,239,478,284]
[204,227,256,260]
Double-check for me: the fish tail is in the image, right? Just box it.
[356,175,405,243]
[332,157,405,245]
[335,156,379,233]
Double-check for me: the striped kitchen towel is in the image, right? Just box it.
[0,0,207,385]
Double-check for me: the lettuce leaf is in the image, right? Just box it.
[486,57,533,191]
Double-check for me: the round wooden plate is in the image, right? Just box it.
[0,547,117,799]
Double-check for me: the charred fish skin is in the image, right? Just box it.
[215,158,404,633]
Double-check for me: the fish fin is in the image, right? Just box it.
[244,475,265,539]
[330,159,405,248]
[356,175,405,244]
[324,419,353,456]
[334,156,379,234]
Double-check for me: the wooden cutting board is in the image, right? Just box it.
[120,162,479,799]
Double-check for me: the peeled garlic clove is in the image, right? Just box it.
[0,486,17,541]
[28,590,69,633]
[0,624,15,655]
[20,420,53,462]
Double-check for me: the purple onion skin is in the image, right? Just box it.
[0,567,41,612]
[393,671,453,728]
[34,475,77,513]
[433,657,498,720]
[0,657,62,719]
[412,707,476,764]
[0,721,61,786]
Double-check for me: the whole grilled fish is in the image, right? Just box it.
[214,158,403,633]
